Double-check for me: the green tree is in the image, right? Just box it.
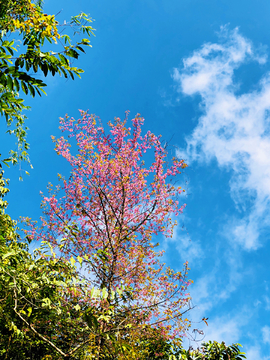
[135,335,246,360]
[0,0,94,170]
[0,165,100,359]
[166,340,246,360]
[109,333,247,360]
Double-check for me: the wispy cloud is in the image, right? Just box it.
[163,220,203,265]
[202,313,247,345]
[173,26,270,250]
[245,345,270,360]
[264,296,270,311]
[189,254,242,316]
[184,281,250,347]
[262,325,270,344]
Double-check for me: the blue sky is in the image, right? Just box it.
[2,0,270,357]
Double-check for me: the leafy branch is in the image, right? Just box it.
[0,0,95,171]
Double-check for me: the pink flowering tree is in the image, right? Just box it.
[25,111,192,358]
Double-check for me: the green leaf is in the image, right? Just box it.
[33,60,38,73]
[21,82,28,95]
[65,48,80,59]
[6,76,13,91]
[76,45,85,53]
[28,84,35,97]
[41,63,48,77]
[25,61,30,72]
[59,54,69,66]
[27,307,32,317]
[70,257,76,266]
[5,46,14,56]
[69,70,74,80]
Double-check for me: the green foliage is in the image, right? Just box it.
[167,340,246,360]
[0,166,89,358]
[0,226,94,358]
[120,333,247,360]
[0,0,95,167]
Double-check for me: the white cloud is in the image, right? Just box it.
[170,228,203,264]
[184,296,250,348]
[245,346,269,360]
[186,252,243,324]
[245,343,270,360]
[173,27,270,250]
[224,215,260,250]
[202,314,244,344]
[262,325,270,344]
[162,210,203,265]
[175,234,202,263]
[264,296,270,310]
